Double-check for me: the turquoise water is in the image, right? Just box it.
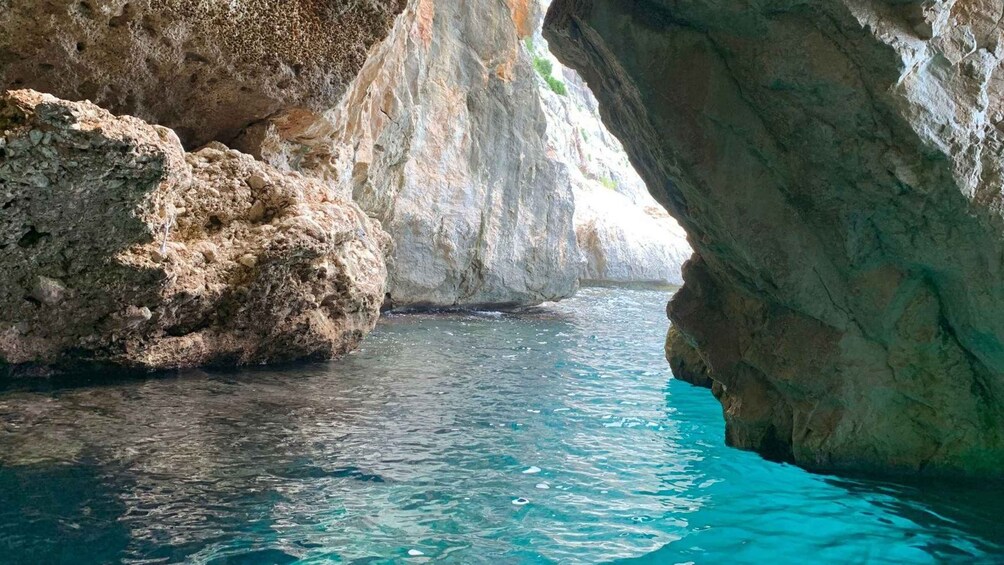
[0,287,1001,564]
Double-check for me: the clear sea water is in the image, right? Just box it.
[0,287,1001,564]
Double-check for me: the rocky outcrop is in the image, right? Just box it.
[546,1,1004,476]
[0,0,406,148]
[666,326,713,389]
[255,0,581,309]
[0,90,387,375]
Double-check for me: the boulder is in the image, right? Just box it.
[0,90,388,375]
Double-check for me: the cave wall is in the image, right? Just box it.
[546,0,1004,476]
[319,0,581,308]
[248,0,584,308]
[529,9,693,287]
[0,0,406,148]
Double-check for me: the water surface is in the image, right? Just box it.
[0,287,1001,563]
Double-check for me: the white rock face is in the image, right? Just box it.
[251,0,689,307]
[259,0,581,309]
[529,8,692,285]
[573,189,690,285]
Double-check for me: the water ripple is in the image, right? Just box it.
[0,287,1001,563]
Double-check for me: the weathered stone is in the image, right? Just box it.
[546,0,1004,476]
[30,276,68,307]
[256,0,582,309]
[666,325,713,389]
[574,190,690,286]
[530,8,692,286]
[0,90,388,375]
[0,0,407,148]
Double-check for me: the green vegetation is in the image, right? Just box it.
[525,38,567,96]
[533,55,553,77]
[544,74,567,96]
[600,176,618,191]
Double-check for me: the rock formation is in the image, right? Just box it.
[254,0,582,309]
[0,90,388,375]
[244,0,689,307]
[573,191,689,286]
[537,68,690,286]
[0,0,406,148]
[666,326,713,389]
[530,15,691,287]
[546,0,1004,476]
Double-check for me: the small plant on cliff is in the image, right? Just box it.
[525,40,567,97]
[533,56,553,77]
[544,75,568,96]
[600,176,618,191]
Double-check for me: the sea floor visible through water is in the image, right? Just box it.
[0,287,1001,564]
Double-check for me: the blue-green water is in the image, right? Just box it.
[0,287,1001,564]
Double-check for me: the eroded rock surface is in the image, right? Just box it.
[666,325,713,390]
[257,0,581,309]
[0,0,406,148]
[530,13,691,286]
[546,0,1004,476]
[0,90,387,375]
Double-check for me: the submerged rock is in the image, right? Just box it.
[0,0,406,148]
[546,1,1004,476]
[0,90,388,375]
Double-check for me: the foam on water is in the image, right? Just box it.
[0,287,1001,563]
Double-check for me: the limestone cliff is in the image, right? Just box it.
[530,15,691,286]
[251,0,689,306]
[0,91,387,375]
[257,0,582,309]
[0,0,406,148]
[546,0,1004,476]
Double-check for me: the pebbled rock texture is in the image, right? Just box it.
[0,0,406,148]
[0,90,388,375]
[546,0,1004,476]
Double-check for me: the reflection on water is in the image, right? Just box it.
[0,287,1001,563]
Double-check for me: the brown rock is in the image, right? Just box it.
[0,0,407,148]
[665,325,713,389]
[546,0,1004,476]
[0,90,388,375]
